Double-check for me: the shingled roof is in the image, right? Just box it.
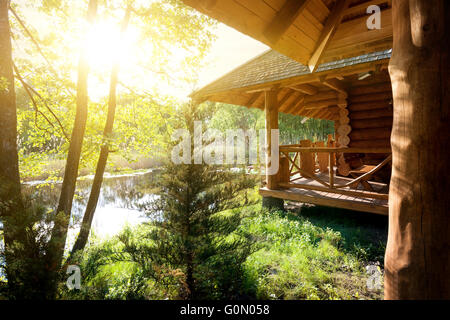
[192,49,392,98]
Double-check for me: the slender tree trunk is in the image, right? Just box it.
[185,216,195,300]
[385,0,450,299]
[70,7,131,255]
[48,0,97,270]
[0,0,24,294]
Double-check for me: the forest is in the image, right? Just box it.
[0,0,386,300]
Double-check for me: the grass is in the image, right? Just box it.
[8,178,387,300]
[239,202,387,300]
[69,197,387,300]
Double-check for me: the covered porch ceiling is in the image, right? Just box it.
[182,0,393,71]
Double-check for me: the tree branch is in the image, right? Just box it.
[13,63,70,141]
[9,5,75,97]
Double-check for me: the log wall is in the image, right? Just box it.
[346,77,393,168]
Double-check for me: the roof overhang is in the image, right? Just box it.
[182,0,393,71]
[190,50,391,121]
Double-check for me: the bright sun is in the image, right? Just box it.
[83,18,197,102]
[84,19,141,101]
[87,20,140,70]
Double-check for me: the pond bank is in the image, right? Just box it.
[22,168,157,186]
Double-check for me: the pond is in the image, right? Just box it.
[22,170,156,247]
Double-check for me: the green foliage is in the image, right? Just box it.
[63,103,258,300]
[0,197,60,299]
[132,103,257,299]
[210,104,335,145]
[11,0,217,181]
[0,76,9,93]
[2,0,386,302]
[240,205,385,300]
[278,113,335,144]
[60,200,386,301]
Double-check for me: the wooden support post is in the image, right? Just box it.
[265,88,279,190]
[299,140,315,177]
[327,134,336,167]
[329,152,334,188]
[315,141,328,173]
[277,155,290,187]
[385,0,450,299]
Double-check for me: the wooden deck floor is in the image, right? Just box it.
[260,173,389,215]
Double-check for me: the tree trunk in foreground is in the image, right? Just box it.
[49,0,97,269]
[71,7,131,255]
[0,0,24,293]
[385,0,450,299]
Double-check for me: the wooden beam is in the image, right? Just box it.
[245,92,261,108]
[263,0,312,45]
[283,96,304,114]
[246,87,274,94]
[292,103,308,116]
[280,91,301,112]
[308,0,352,72]
[278,89,296,110]
[304,98,346,110]
[288,83,318,95]
[309,108,325,119]
[304,91,340,103]
[322,78,347,94]
[344,0,389,16]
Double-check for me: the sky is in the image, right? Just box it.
[15,3,269,102]
[136,23,270,101]
[133,22,269,101]
[85,21,269,101]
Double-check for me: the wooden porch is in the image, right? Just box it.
[189,42,393,216]
[260,186,388,215]
[260,145,391,215]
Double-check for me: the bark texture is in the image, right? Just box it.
[49,0,97,268]
[0,0,23,292]
[71,7,131,255]
[385,0,450,299]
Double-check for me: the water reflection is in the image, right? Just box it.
[22,171,156,240]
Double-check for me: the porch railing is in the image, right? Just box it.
[277,145,392,200]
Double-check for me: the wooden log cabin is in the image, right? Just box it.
[182,0,450,299]
[192,49,393,215]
